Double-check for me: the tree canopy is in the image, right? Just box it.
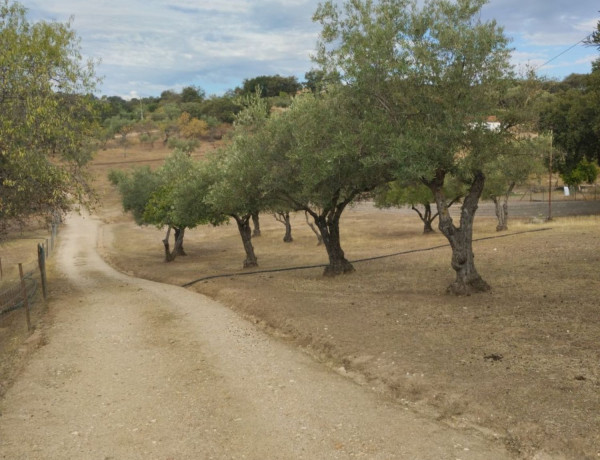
[239,75,302,98]
[314,0,516,293]
[0,0,98,230]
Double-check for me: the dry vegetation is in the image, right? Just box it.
[2,139,599,459]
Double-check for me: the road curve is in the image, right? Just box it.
[0,213,511,459]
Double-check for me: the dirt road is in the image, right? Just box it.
[0,213,511,459]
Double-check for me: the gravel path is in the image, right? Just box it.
[0,213,511,459]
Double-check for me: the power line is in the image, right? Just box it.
[535,33,593,71]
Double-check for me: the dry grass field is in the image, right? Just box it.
[2,138,599,459]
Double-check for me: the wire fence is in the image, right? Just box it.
[0,222,58,331]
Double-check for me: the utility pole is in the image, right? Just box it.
[548,130,553,221]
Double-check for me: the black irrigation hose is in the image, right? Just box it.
[181,227,552,288]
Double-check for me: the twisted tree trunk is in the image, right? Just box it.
[233,214,258,268]
[274,212,293,242]
[312,207,354,277]
[426,170,490,295]
[251,212,261,237]
[173,227,187,255]
[411,203,436,233]
[305,211,323,245]
[492,182,515,232]
[162,226,186,262]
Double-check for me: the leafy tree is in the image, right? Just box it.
[166,138,198,154]
[240,75,301,98]
[178,112,208,139]
[585,18,600,70]
[539,72,600,171]
[180,85,205,103]
[560,158,599,191]
[483,72,548,231]
[134,119,160,148]
[159,90,181,104]
[0,1,98,230]
[111,166,162,224]
[259,90,395,276]
[142,152,198,261]
[112,151,221,262]
[205,94,271,268]
[483,136,547,231]
[303,68,341,93]
[315,0,515,293]
[200,94,239,124]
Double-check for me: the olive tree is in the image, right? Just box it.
[483,136,547,231]
[259,90,395,276]
[205,94,271,268]
[111,150,219,262]
[314,0,515,293]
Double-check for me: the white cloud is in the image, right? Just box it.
[25,0,600,96]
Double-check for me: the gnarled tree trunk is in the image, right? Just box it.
[173,227,187,255]
[426,170,490,295]
[411,203,437,233]
[305,211,323,245]
[492,182,515,232]
[162,225,186,262]
[251,212,261,237]
[274,212,293,242]
[312,208,354,277]
[233,214,258,268]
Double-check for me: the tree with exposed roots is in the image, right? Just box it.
[314,0,517,294]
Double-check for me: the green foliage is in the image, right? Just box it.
[107,169,127,186]
[199,94,239,124]
[539,71,600,170]
[483,135,548,200]
[206,94,271,218]
[180,86,205,103]
[314,0,513,185]
[240,75,301,98]
[112,150,223,231]
[255,89,395,221]
[0,0,99,228]
[166,137,198,154]
[560,158,599,187]
[376,177,463,209]
[115,166,163,225]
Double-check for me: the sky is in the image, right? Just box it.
[24,0,600,100]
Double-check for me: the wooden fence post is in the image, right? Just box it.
[38,244,47,301]
[18,263,32,331]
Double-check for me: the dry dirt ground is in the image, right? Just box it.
[0,213,514,459]
[2,142,600,459]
